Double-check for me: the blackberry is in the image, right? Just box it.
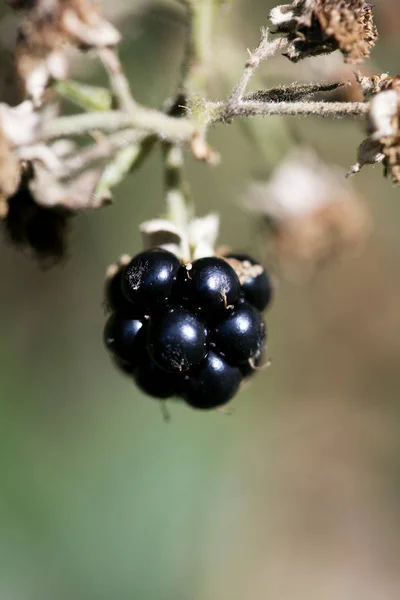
[214,301,265,365]
[182,351,242,410]
[104,264,134,314]
[121,248,181,312]
[112,356,135,377]
[104,246,271,411]
[134,353,178,399]
[147,307,208,372]
[103,313,145,364]
[170,264,192,306]
[226,254,273,312]
[189,257,241,316]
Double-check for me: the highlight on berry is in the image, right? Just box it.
[103,248,273,412]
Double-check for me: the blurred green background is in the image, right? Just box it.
[2,1,400,598]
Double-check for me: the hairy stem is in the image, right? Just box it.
[40,110,132,139]
[38,99,368,150]
[229,29,286,105]
[62,129,144,176]
[98,47,137,114]
[216,100,370,121]
[163,143,191,259]
[40,108,197,143]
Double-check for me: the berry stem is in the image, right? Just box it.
[162,142,192,260]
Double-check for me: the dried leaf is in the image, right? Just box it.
[244,82,345,103]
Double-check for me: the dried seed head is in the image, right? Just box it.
[246,149,371,281]
[269,0,377,64]
[12,0,121,104]
[356,72,393,97]
[349,84,400,184]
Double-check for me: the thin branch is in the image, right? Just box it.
[40,110,131,140]
[217,100,370,120]
[40,107,197,144]
[37,98,369,151]
[98,47,137,114]
[62,129,143,176]
[132,106,197,141]
[228,29,287,106]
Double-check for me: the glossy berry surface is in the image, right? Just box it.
[147,307,208,372]
[104,267,134,314]
[170,264,192,306]
[134,353,178,399]
[214,301,265,365]
[103,313,145,364]
[189,257,240,316]
[182,351,242,410]
[121,249,181,311]
[227,254,273,312]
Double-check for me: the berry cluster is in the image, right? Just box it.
[103,248,272,410]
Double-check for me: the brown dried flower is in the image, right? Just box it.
[12,0,121,104]
[246,149,371,281]
[269,0,377,64]
[349,82,400,183]
[356,72,400,98]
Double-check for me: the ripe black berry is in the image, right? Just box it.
[147,307,208,372]
[104,244,273,410]
[121,248,181,311]
[112,356,135,376]
[214,301,266,365]
[104,267,134,314]
[227,254,273,312]
[103,313,145,364]
[182,351,242,410]
[189,257,241,316]
[134,353,178,399]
